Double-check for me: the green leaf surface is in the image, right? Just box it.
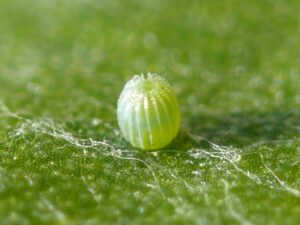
[0,0,299,224]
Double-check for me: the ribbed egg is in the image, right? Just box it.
[117,73,180,150]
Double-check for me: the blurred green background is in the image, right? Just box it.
[0,0,299,224]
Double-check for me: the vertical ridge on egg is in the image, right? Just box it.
[117,73,181,150]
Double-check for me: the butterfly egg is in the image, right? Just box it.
[117,73,181,150]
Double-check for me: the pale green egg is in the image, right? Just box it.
[117,73,181,150]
